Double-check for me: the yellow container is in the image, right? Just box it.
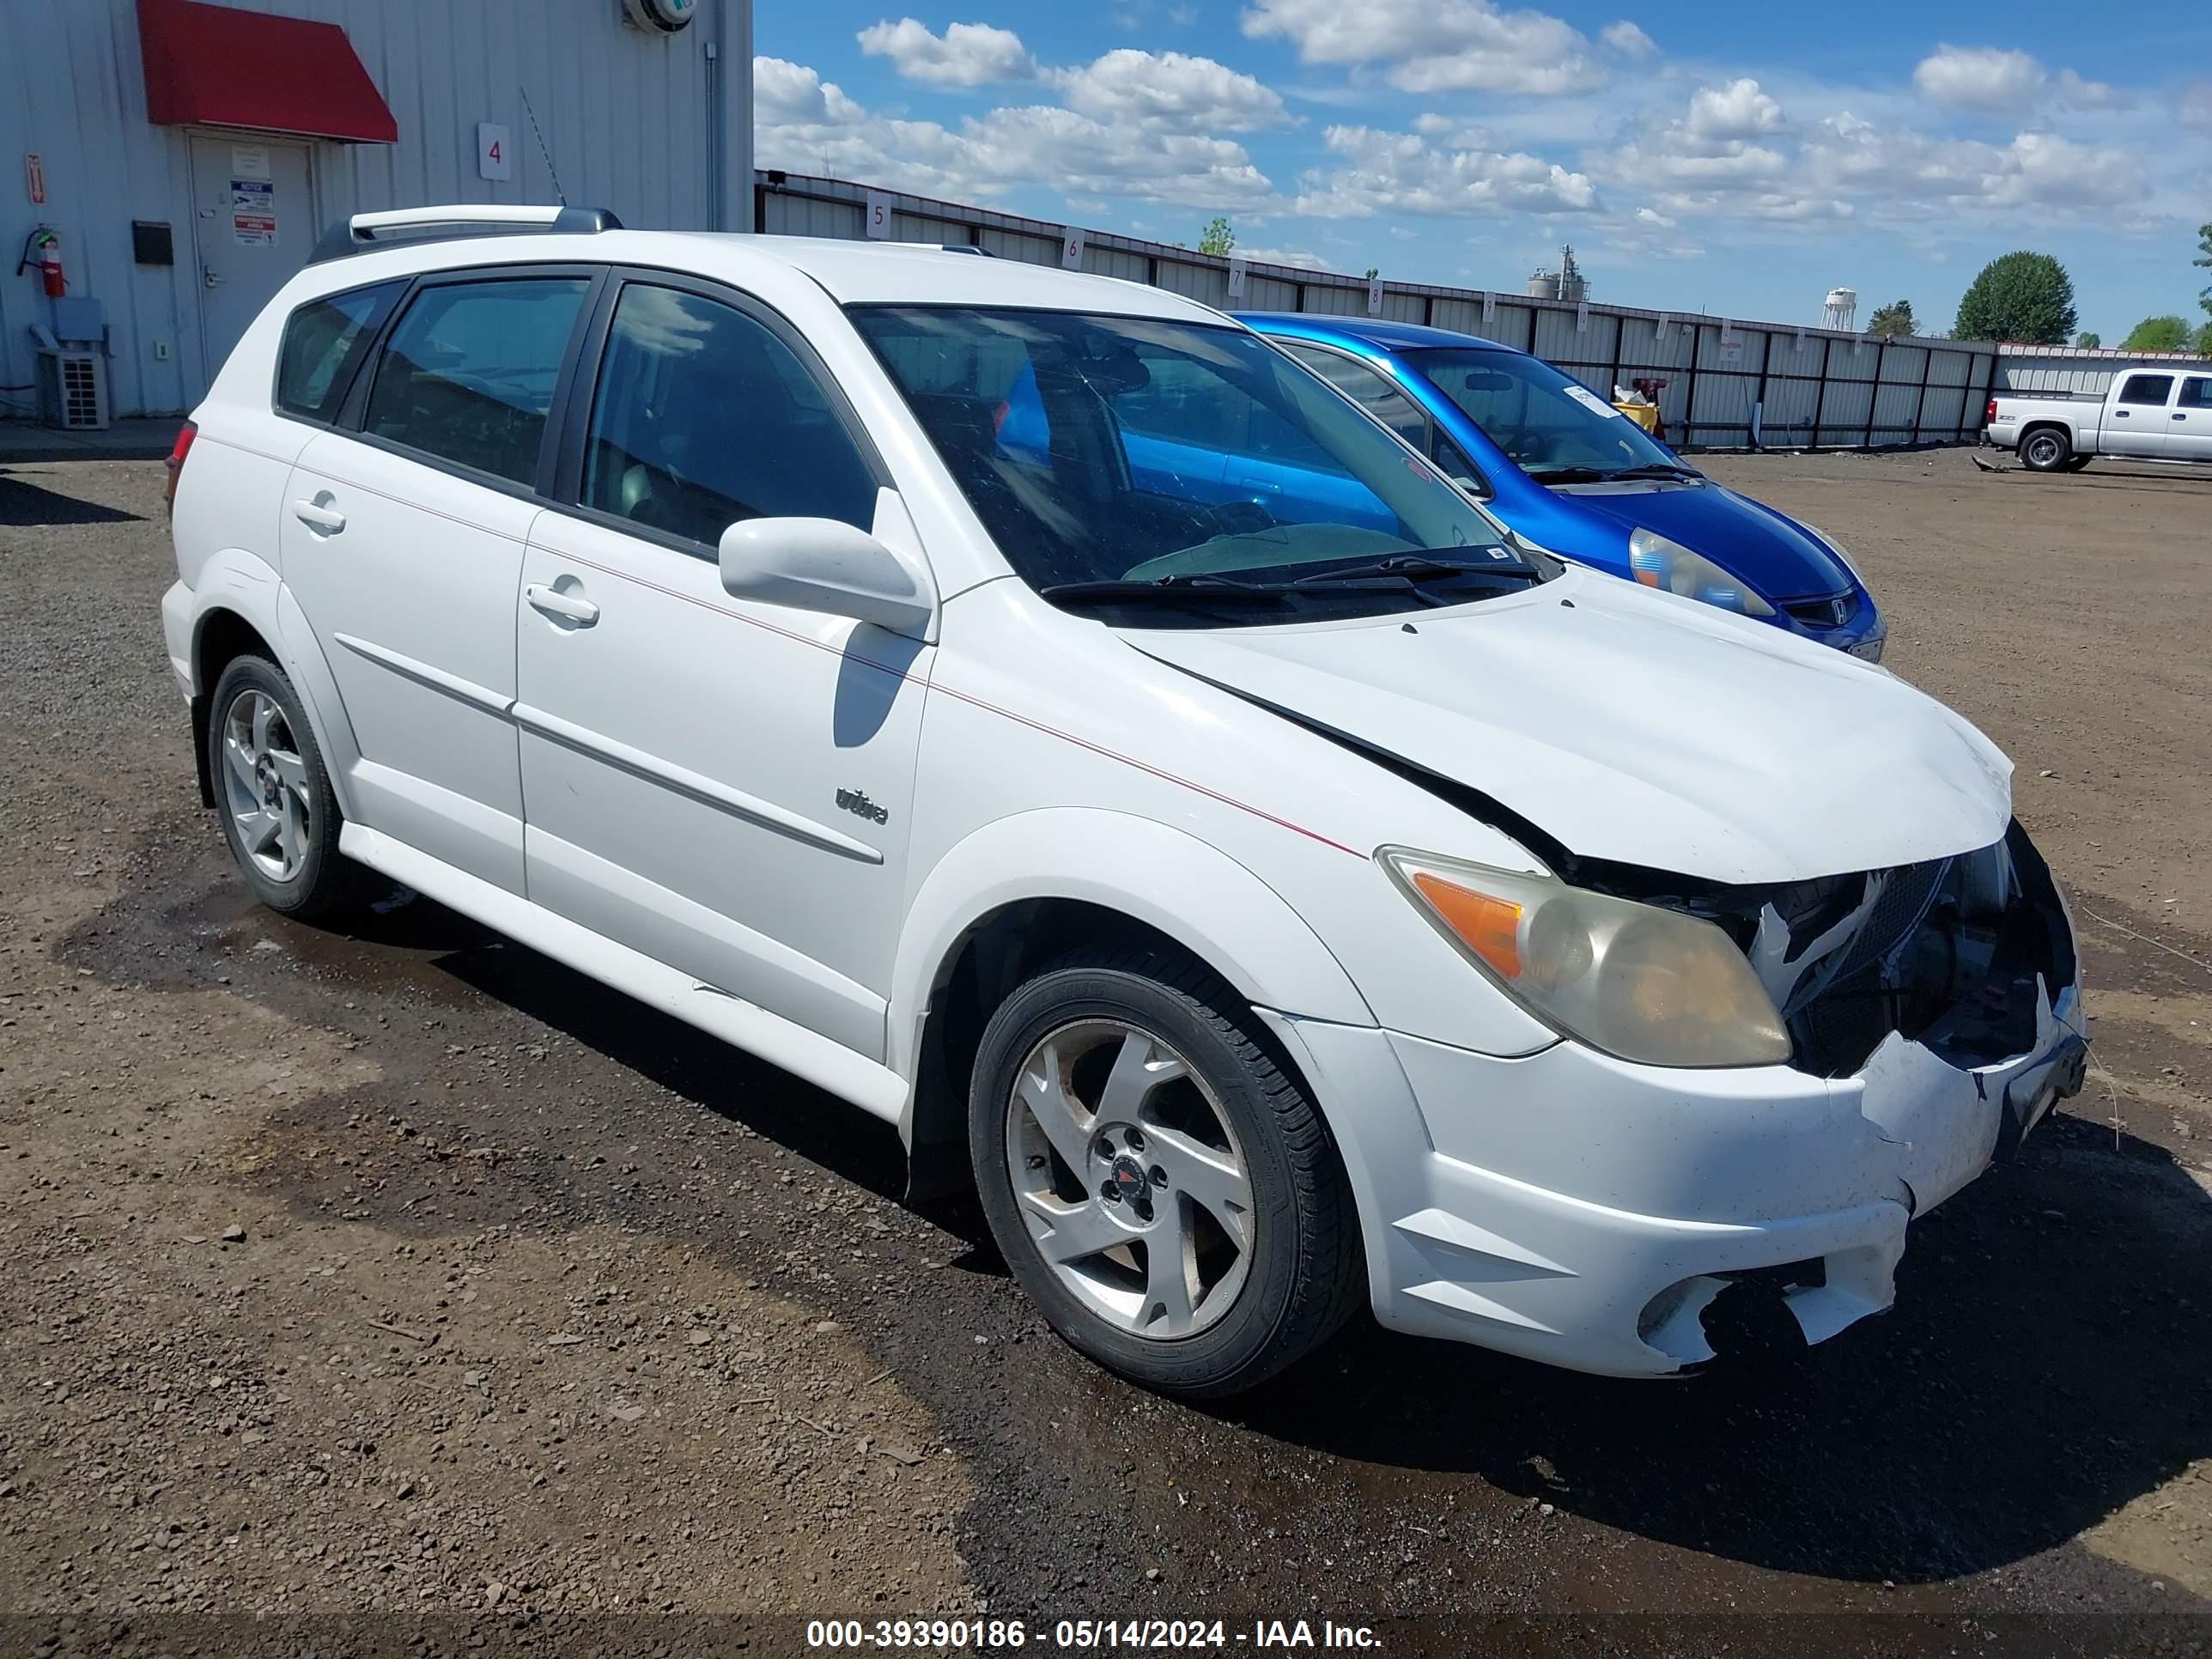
[1613,401,1661,434]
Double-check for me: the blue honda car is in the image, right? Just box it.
[1232,313,1886,659]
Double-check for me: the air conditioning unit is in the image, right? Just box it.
[36,349,110,431]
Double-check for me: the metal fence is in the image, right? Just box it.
[756,170,2000,453]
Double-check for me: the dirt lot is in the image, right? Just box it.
[2,448,2208,1656]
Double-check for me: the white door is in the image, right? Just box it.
[2105,372,2175,458]
[2169,374,2212,462]
[280,270,597,895]
[189,135,314,392]
[514,278,932,1059]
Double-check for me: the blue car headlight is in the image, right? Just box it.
[1626,528,1775,618]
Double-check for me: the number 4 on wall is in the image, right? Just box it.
[477,122,513,182]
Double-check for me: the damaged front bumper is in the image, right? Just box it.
[1264,823,2087,1379]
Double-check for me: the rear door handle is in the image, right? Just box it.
[2176,412,2189,421]
[525,583,600,626]
[292,499,346,533]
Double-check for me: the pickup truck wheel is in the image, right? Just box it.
[2059,455,2092,472]
[207,656,365,921]
[969,946,1364,1398]
[2021,428,2072,471]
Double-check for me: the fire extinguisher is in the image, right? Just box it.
[15,228,65,296]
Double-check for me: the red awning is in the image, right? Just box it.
[137,0,397,144]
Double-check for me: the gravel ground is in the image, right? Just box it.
[1,449,2208,1656]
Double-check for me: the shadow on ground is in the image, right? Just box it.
[0,470,146,526]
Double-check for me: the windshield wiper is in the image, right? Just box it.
[1285,553,1537,586]
[1528,462,1699,483]
[1038,574,1291,605]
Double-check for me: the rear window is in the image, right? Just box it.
[275,282,403,422]
[362,276,592,486]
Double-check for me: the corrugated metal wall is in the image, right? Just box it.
[1991,350,2212,398]
[759,173,2002,452]
[2,0,744,418]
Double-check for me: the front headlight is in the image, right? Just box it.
[1627,528,1775,618]
[1379,848,1791,1068]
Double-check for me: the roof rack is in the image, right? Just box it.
[308,204,623,264]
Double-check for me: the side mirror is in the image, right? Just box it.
[718,516,938,638]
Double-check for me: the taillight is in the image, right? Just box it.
[163,421,197,517]
[1984,398,1997,425]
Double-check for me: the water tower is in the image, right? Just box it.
[1823,287,1858,331]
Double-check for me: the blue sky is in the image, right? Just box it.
[754,2,2212,340]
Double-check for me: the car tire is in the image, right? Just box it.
[206,655,365,921]
[969,945,1364,1398]
[2058,455,2092,472]
[2020,428,2072,471]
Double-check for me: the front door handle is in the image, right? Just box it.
[525,582,600,626]
[292,499,346,534]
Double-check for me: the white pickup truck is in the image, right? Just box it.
[1984,367,2212,471]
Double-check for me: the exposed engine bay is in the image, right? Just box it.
[1573,820,2077,1079]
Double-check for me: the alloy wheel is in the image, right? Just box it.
[220,688,312,883]
[1005,1018,1254,1340]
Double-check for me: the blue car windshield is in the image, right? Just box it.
[1413,348,1686,480]
[850,306,1534,623]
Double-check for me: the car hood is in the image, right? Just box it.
[1553,479,1850,600]
[1119,570,2009,884]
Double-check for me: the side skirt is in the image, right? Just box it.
[337,823,910,1128]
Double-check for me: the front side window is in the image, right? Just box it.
[853,306,1538,627]
[1413,347,1691,483]
[362,276,591,485]
[580,284,878,546]
[1278,342,1430,449]
[276,281,402,422]
[2118,374,2175,407]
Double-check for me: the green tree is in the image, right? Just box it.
[1197,216,1235,257]
[1953,251,2078,344]
[2197,222,2212,321]
[2197,319,2212,356]
[2120,315,2192,352]
[1364,266,1379,280]
[2073,331,2101,349]
[1866,299,1917,339]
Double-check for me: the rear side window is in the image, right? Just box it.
[1279,343,1430,449]
[276,282,402,422]
[2118,374,2174,406]
[362,276,591,485]
[2180,378,2212,410]
[580,283,877,545]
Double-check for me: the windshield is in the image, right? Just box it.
[1413,348,1690,481]
[851,307,1540,625]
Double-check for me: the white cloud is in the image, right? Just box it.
[856,17,1036,87]
[1635,206,1675,228]
[1241,0,1608,94]
[754,56,1272,206]
[2053,70,2123,109]
[1912,45,2043,111]
[1292,124,1599,218]
[753,57,864,125]
[1049,49,1289,131]
[1801,115,2144,216]
[1599,21,1655,57]
[1686,79,1785,142]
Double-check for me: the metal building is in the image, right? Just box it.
[2,0,752,422]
